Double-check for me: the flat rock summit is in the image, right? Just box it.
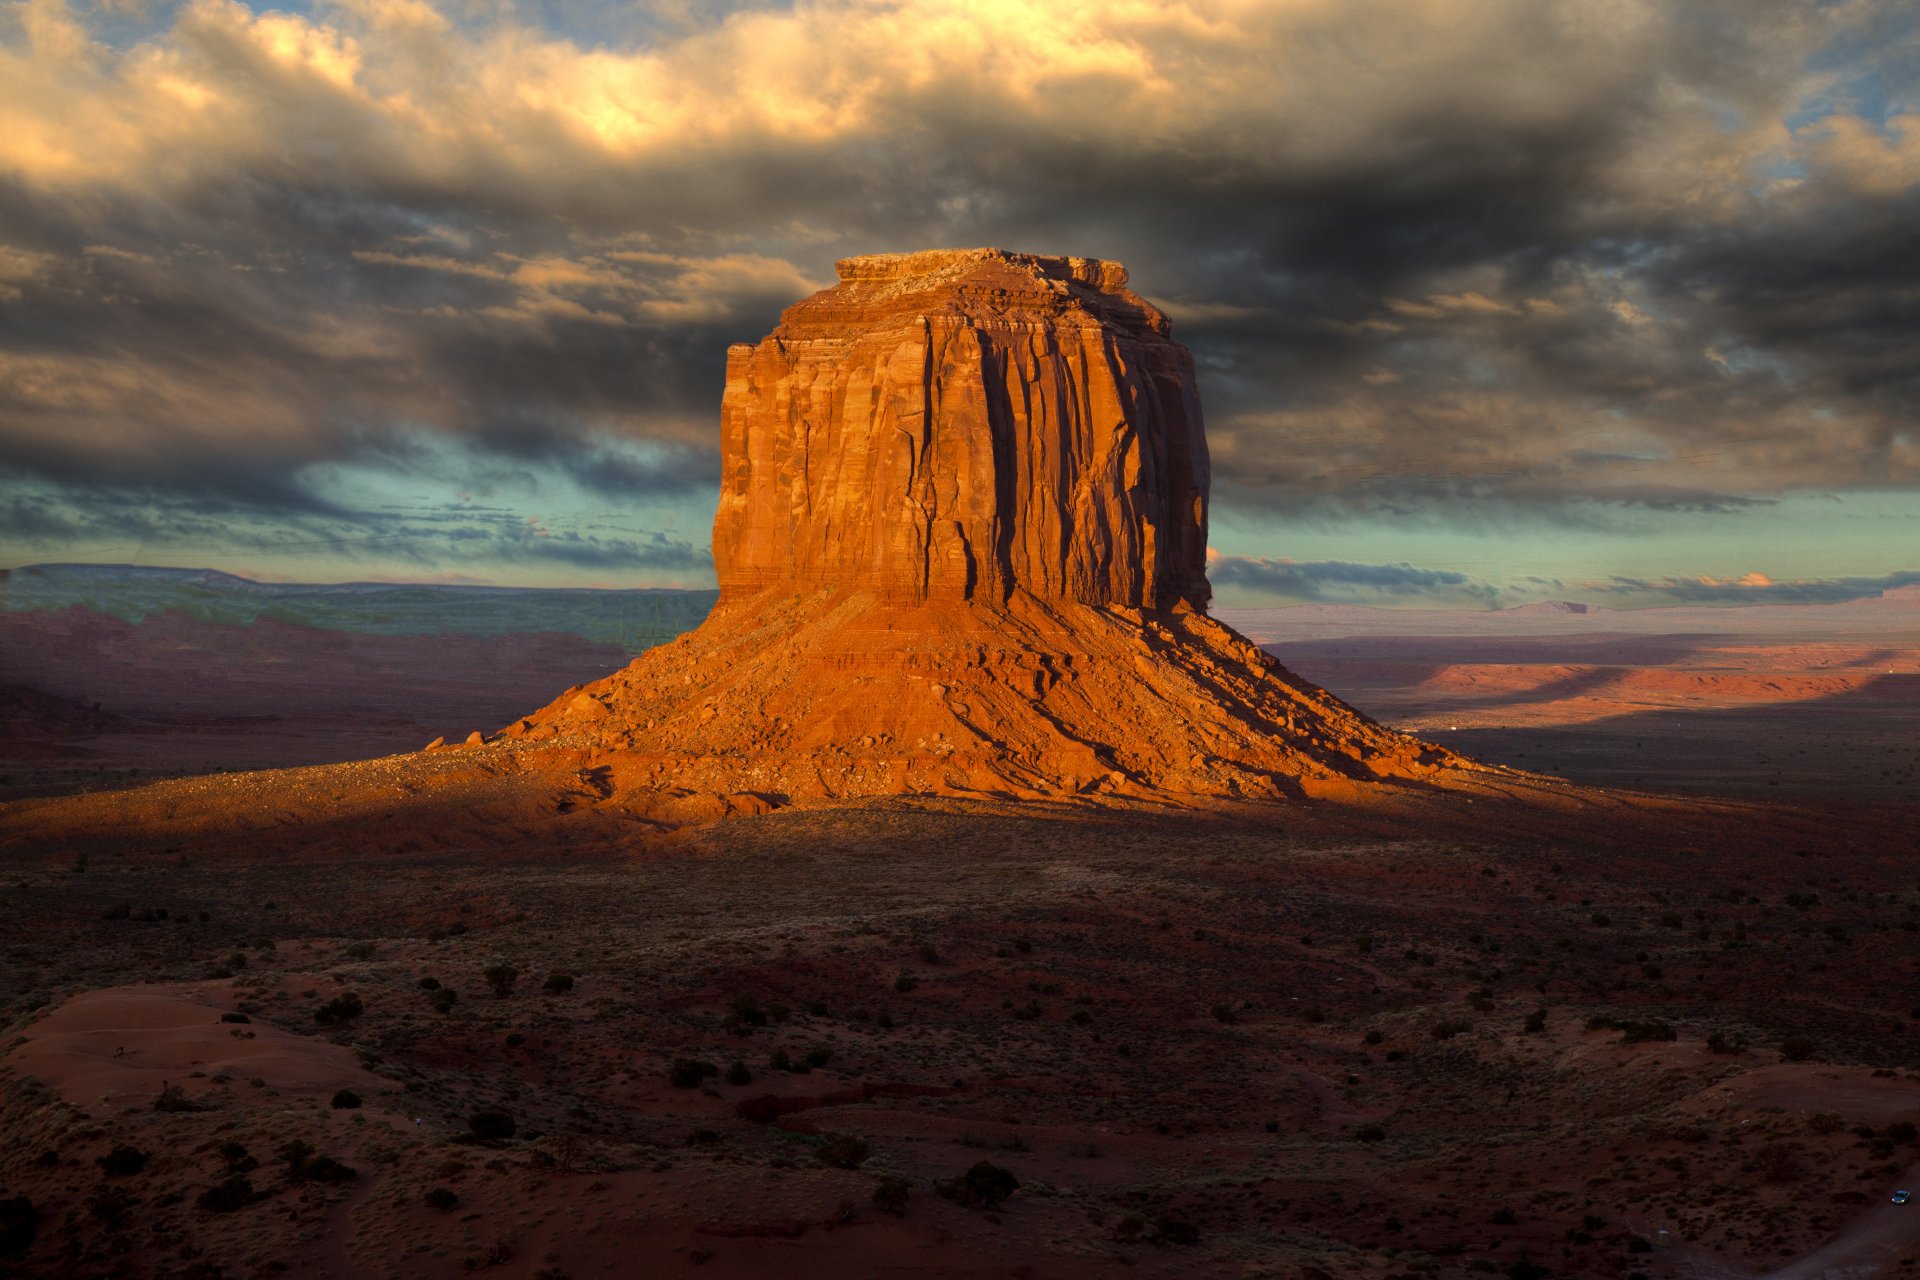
[499,248,1476,819]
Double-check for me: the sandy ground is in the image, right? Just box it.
[1,797,1917,1278]
[1,601,1917,1277]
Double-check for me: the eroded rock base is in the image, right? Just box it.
[502,591,1473,820]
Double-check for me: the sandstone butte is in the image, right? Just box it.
[490,248,1491,825]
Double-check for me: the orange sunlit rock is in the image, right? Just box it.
[507,249,1473,812]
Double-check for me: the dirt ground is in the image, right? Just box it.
[2,792,1919,1279]
[2,602,1918,1278]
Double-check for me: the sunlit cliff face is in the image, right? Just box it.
[0,0,1915,603]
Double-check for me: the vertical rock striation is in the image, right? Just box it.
[713,249,1210,610]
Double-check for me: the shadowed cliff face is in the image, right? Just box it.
[712,249,1211,611]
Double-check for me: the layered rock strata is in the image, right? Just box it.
[713,249,1209,610]
[503,249,1467,817]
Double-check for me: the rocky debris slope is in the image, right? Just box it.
[500,249,1478,820]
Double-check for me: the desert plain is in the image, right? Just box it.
[1,572,1916,1280]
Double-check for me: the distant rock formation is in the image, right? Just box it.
[503,249,1469,815]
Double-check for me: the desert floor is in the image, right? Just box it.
[1,602,1918,1279]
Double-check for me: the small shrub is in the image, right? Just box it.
[1210,1002,1237,1023]
[1522,1009,1547,1035]
[936,1161,1020,1209]
[196,1176,256,1213]
[1353,1123,1387,1143]
[418,976,440,990]
[1155,1217,1200,1245]
[424,1187,459,1211]
[894,972,919,994]
[219,1012,250,1024]
[871,1177,911,1215]
[483,963,519,998]
[725,1061,752,1086]
[1755,1143,1804,1183]
[314,992,364,1025]
[726,994,768,1029]
[468,1110,517,1141]
[1431,1019,1472,1041]
[430,988,457,1014]
[330,1088,361,1110]
[670,1058,719,1088]
[816,1134,869,1169]
[1491,1207,1518,1225]
[1707,1031,1748,1055]
[0,1197,34,1258]
[543,973,574,994]
[279,1141,357,1184]
[1780,1035,1817,1063]
[88,1186,133,1226]
[917,942,940,964]
[97,1146,148,1177]
[1586,1015,1676,1044]
[1362,1029,1384,1045]
[804,1045,832,1068]
[153,1082,204,1113]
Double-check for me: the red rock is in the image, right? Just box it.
[714,249,1209,610]
[508,249,1475,815]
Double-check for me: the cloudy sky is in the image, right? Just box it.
[1,0,1916,608]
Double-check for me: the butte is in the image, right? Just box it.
[496,248,1486,823]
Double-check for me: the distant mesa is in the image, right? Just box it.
[500,248,1476,813]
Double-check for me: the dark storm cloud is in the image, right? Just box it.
[1208,556,1505,606]
[0,0,1914,566]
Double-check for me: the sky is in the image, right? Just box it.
[0,0,1916,609]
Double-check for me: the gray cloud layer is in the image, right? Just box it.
[0,0,1916,569]
[1209,556,1920,608]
